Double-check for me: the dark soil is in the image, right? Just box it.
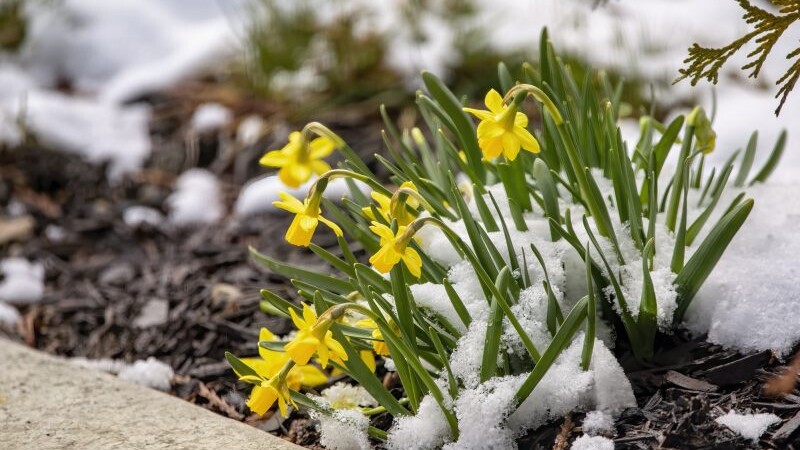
[1,88,799,449]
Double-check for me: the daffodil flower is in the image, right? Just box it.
[244,374,293,416]
[463,89,540,161]
[236,328,328,416]
[285,303,348,368]
[260,131,335,188]
[355,318,390,356]
[368,222,422,278]
[242,328,328,389]
[273,191,342,247]
[361,181,419,226]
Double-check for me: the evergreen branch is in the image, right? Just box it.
[776,46,800,114]
[676,0,800,116]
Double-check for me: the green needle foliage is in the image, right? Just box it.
[676,0,800,115]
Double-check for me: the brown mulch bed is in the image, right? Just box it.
[1,91,799,449]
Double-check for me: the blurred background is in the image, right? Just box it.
[0,0,797,434]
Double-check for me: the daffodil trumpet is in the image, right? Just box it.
[503,84,564,125]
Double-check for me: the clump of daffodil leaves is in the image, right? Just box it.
[226,30,786,444]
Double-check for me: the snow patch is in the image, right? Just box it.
[387,394,453,450]
[234,174,369,217]
[571,435,615,450]
[0,258,45,304]
[166,169,224,225]
[71,356,174,391]
[190,103,232,133]
[715,411,781,441]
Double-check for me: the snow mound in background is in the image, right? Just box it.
[0,0,242,177]
[234,175,370,216]
[167,169,224,225]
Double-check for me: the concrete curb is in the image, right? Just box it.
[0,339,304,450]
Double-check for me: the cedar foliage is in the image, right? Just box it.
[676,0,800,116]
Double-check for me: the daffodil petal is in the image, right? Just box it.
[502,133,521,161]
[273,192,306,213]
[463,108,494,122]
[480,136,504,159]
[369,245,399,274]
[319,215,343,237]
[309,136,336,159]
[360,350,376,373]
[278,166,302,188]
[259,150,288,168]
[484,89,504,114]
[289,163,312,186]
[369,222,395,242]
[247,385,278,416]
[477,120,505,140]
[290,307,307,330]
[302,303,317,325]
[514,126,541,153]
[401,247,423,278]
[514,111,529,128]
[295,365,329,387]
[310,160,332,176]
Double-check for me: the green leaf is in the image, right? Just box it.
[250,246,353,294]
[750,129,786,185]
[674,199,754,322]
[473,188,499,232]
[331,326,409,417]
[637,238,657,361]
[498,62,514,93]
[734,131,757,187]
[581,247,596,371]
[515,296,588,405]
[443,279,472,328]
[686,164,733,245]
[259,289,298,317]
[309,243,354,278]
[533,159,561,241]
[422,71,485,180]
[481,267,512,381]
[225,351,259,379]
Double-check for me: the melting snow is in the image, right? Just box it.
[715,411,781,441]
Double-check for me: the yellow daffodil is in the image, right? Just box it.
[463,89,540,161]
[237,328,328,416]
[260,131,336,188]
[355,318,389,356]
[273,191,342,247]
[361,181,419,226]
[368,222,422,278]
[245,375,294,416]
[285,304,348,368]
[242,328,328,388]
